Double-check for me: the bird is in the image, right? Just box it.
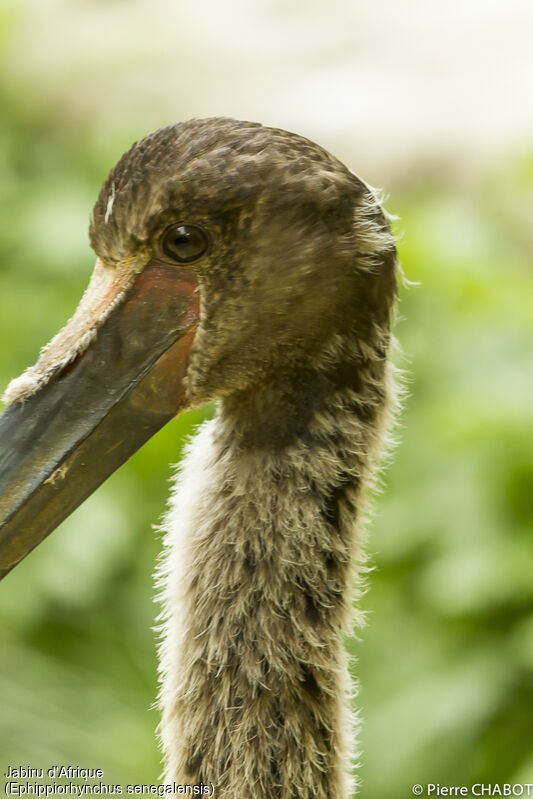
[0,117,399,798]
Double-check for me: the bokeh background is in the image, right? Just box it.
[1,0,532,795]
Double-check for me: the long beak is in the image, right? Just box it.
[0,257,199,579]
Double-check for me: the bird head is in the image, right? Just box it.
[0,117,397,577]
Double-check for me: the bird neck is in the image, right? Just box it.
[157,333,395,799]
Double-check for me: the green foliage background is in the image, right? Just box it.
[0,9,532,797]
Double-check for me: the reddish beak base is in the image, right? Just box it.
[0,260,199,579]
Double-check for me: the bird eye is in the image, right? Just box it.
[161,224,209,263]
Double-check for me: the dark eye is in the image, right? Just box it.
[161,223,209,263]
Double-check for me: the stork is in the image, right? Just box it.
[0,118,399,798]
